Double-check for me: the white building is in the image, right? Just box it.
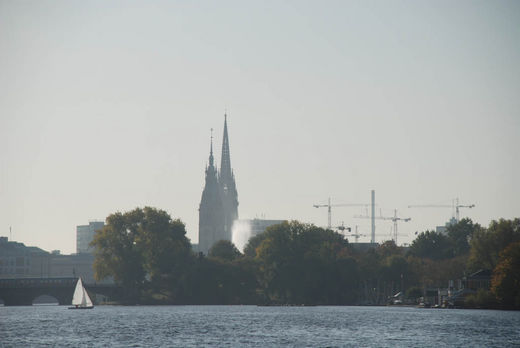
[76,221,104,254]
[247,219,286,238]
[436,217,457,235]
[231,219,285,252]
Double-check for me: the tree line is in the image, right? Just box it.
[91,207,520,308]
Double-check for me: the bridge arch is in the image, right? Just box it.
[33,294,59,305]
[0,278,122,305]
[0,277,76,306]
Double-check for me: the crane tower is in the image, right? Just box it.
[354,209,411,245]
[313,197,369,229]
[408,198,475,223]
[313,190,376,243]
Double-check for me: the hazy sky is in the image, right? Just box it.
[1,0,519,254]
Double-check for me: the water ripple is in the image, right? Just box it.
[1,305,520,347]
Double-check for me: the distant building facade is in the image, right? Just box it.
[436,217,457,235]
[49,253,96,283]
[0,237,49,277]
[0,238,97,283]
[198,115,239,254]
[76,221,104,254]
[247,219,286,238]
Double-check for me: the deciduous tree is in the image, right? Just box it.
[91,207,192,302]
[446,218,480,257]
[468,218,520,271]
[254,221,356,304]
[91,211,145,291]
[408,230,453,260]
[208,240,242,262]
[491,241,520,308]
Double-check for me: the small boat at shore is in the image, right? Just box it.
[417,302,431,308]
[68,278,94,309]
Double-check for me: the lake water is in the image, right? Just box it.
[1,305,519,347]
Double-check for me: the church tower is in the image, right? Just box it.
[198,115,239,254]
[198,130,225,254]
[219,114,239,241]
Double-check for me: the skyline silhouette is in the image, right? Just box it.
[1,1,519,254]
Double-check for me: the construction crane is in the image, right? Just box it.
[313,197,369,229]
[336,222,352,233]
[354,209,411,244]
[348,225,367,243]
[335,223,367,243]
[408,198,475,222]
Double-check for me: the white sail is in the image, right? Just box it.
[84,283,93,307]
[72,278,84,306]
[72,278,93,307]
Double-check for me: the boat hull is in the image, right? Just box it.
[68,306,94,309]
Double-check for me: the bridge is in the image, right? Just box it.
[0,277,123,306]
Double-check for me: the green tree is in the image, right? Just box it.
[446,218,480,257]
[356,248,384,304]
[405,286,422,300]
[208,240,242,262]
[243,233,263,258]
[468,218,520,271]
[464,289,498,309]
[254,221,356,305]
[407,254,466,290]
[179,255,260,305]
[491,241,520,308]
[377,240,401,259]
[382,255,408,284]
[137,207,192,284]
[91,207,192,302]
[408,230,453,260]
[91,211,145,293]
[243,224,284,258]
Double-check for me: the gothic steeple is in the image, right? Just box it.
[220,114,232,182]
[198,113,239,254]
[218,113,238,238]
[205,128,217,180]
[199,128,224,254]
[209,128,214,168]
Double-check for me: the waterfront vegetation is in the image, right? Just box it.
[91,207,520,309]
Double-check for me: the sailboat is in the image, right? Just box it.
[68,278,94,309]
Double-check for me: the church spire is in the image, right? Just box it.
[209,128,214,167]
[220,113,232,180]
[199,112,238,254]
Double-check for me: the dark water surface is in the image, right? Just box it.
[1,305,519,347]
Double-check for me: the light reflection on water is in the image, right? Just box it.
[2,305,520,347]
